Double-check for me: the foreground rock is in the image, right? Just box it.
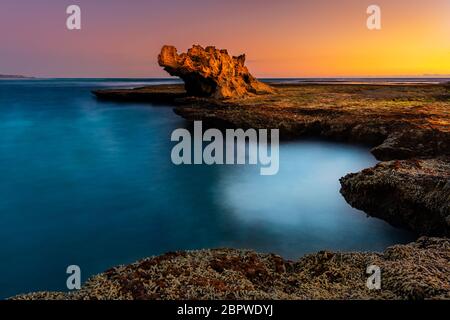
[158,45,274,99]
[12,237,450,300]
[340,157,450,236]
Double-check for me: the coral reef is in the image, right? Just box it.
[12,238,450,300]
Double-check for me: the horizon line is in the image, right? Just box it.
[3,75,450,80]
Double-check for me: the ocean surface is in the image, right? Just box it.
[263,77,450,84]
[0,79,415,299]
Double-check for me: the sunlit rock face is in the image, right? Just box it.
[158,45,274,99]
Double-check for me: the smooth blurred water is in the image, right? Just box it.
[0,79,414,299]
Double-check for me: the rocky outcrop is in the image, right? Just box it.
[340,157,450,236]
[11,237,450,300]
[157,45,274,99]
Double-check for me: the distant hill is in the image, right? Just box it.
[0,74,33,79]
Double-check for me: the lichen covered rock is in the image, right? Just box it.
[158,45,274,99]
[11,237,450,300]
[340,157,450,236]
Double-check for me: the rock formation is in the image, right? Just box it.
[158,45,274,99]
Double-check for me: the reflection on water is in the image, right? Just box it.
[0,79,414,298]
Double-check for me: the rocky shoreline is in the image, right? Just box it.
[16,82,448,300]
[177,83,450,236]
[340,157,450,236]
[12,237,450,300]
[95,82,449,236]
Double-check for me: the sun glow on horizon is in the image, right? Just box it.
[0,0,449,78]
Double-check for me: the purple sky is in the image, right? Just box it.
[1,0,449,77]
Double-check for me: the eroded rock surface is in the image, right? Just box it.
[93,83,450,237]
[173,84,450,160]
[340,157,450,236]
[11,237,450,300]
[158,45,274,99]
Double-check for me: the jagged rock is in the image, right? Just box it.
[340,157,450,236]
[157,45,274,99]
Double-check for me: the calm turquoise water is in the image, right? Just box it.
[0,79,414,298]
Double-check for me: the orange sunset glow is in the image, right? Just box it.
[0,0,449,77]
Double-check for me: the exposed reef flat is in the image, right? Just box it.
[93,83,449,235]
[94,83,449,161]
[93,84,186,103]
[173,83,450,160]
[12,237,450,300]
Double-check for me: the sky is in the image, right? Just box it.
[0,0,449,78]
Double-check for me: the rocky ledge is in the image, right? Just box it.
[94,83,450,236]
[173,83,450,236]
[173,83,450,160]
[340,157,450,236]
[93,84,186,103]
[12,237,450,300]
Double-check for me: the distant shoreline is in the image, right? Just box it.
[0,74,34,79]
